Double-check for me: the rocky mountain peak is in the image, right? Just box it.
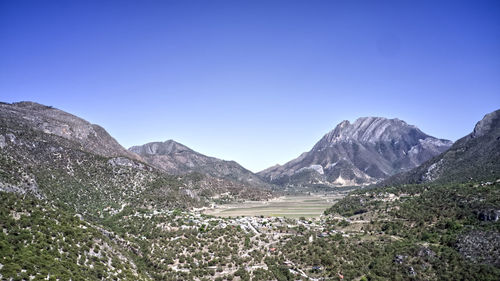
[315,117,426,150]
[260,116,452,187]
[11,101,53,110]
[129,140,192,156]
[338,120,351,128]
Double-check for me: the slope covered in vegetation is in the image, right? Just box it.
[0,192,149,281]
[316,181,500,280]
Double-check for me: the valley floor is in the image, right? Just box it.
[202,192,347,218]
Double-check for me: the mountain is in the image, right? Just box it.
[129,140,269,188]
[0,101,270,219]
[258,117,453,187]
[383,109,500,185]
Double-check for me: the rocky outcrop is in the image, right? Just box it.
[457,230,500,266]
[476,209,500,222]
[259,117,452,187]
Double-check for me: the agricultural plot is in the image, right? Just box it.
[204,193,345,218]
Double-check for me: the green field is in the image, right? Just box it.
[203,194,345,218]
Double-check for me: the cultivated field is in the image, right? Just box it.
[203,193,346,218]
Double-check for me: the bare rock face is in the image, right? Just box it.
[130,140,270,188]
[258,117,452,187]
[0,101,141,161]
[383,109,500,185]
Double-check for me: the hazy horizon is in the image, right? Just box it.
[2,0,499,172]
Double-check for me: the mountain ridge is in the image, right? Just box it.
[0,101,142,161]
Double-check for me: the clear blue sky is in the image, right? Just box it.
[1,0,499,172]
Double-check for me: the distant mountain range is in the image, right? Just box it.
[130,140,269,188]
[258,117,453,188]
[2,100,497,197]
[382,109,500,185]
